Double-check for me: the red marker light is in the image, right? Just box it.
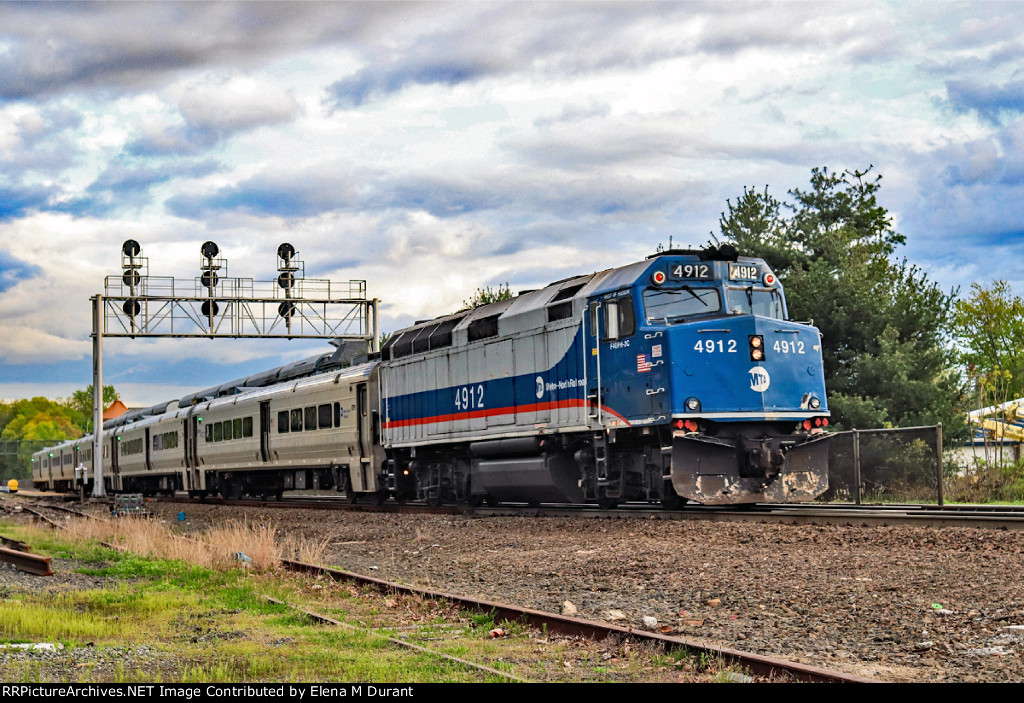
[763,273,776,286]
[803,420,812,430]
[651,270,667,285]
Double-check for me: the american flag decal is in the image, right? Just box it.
[637,354,653,373]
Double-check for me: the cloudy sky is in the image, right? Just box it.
[1,1,1021,406]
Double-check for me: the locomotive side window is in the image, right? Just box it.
[290,409,303,432]
[601,295,635,340]
[278,411,289,433]
[318,404,332,429]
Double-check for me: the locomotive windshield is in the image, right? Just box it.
[643,285,721,322]
[726,287,785,319]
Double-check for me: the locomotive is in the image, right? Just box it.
[33,246,831,506]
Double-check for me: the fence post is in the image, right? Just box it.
[936,422,944,507]
[853,428,861,505]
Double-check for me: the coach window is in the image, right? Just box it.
[318,404,332,429]
[334,402,341,427]
[214,423,223,442]
[243,417,253,438]
[278,411,289,433]
[223,421,232,441]
[290,409,303,432]
[305,406,318,431]
[233,418,242,439]
[206,425,213,442]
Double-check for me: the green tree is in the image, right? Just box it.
[64,384,119,432]
[953,281,1024,399]
[461,283,512,310]
[718,166,964,438]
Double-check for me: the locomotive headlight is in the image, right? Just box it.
[809,396,821,409]
[651,270,667,286]
[685,397,701,412]
[749,335,765,361]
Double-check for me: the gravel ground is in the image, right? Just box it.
[9,497,1024,682]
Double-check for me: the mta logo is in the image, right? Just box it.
[748,366,770,392]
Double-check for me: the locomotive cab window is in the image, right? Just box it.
[643,285,721,322]
[726,287,785,319]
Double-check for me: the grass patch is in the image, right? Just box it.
[0,520,753,683]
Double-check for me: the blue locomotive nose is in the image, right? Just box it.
[667,315,828,419]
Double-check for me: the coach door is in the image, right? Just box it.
[109,436,120,487]
[184,414,203,492]
[259,401,271,462]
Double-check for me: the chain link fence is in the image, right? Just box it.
[816,425,944,505]
[0,439,57,482]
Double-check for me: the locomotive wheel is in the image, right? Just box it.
[372,489,386,506]
[275,489,284,501]
[485,495,499,507]
[346,490,359,504]
[468,494,484,508]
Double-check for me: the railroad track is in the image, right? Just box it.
[144,493,1024,530]
[21,499,878,683]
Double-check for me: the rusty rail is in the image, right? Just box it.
[281,558,878,683]
[0,536,29,552]
[0,546,52,576]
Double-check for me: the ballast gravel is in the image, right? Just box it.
[12,498,1024,682]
